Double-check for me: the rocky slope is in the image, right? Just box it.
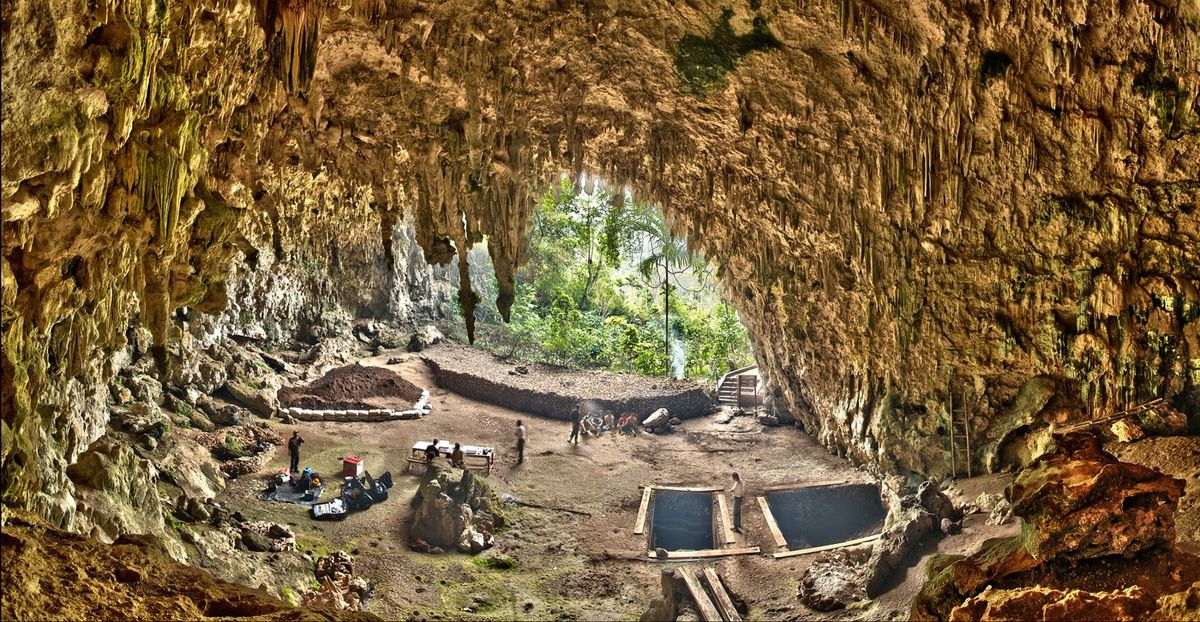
[3,0,1198,535]
[0,508,380,621]
[912,433,1199,620]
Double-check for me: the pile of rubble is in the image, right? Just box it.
[301,552,372,611]
[194,423,282,477]
[239,521,296,553]
[912,432,1198,621]
[410,466,503,554]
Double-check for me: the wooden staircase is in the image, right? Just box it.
[715,365,760,408]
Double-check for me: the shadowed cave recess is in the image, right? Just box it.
[1,0,1198,618]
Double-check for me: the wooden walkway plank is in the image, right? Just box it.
[647,547,761,560]
[715,493,736,545]
[640,485,724,492]
[703,568,743,622]
[634,487,653,535]
[677,567,722,622]
[756,496,788,549]
[772,533,880,559]
[761,480,850,492]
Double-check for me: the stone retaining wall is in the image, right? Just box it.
[424,358,711,421]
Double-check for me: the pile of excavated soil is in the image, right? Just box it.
[279,364,423,411]
[421,344,712,420]
[0,509,377,621]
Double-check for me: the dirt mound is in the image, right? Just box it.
[279,364,423,411]
[0,509,379,621]
[422,344,711,420]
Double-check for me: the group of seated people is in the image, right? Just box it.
[580,411,639,436]
[423,438,467,468]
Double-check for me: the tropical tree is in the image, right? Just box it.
[631,210,708,378]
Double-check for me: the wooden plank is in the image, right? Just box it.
[647,547,760,560]
[677,567,722,622]
[640,485,724,492]
[772,533,880,559]
[760,480,849,492]
[703,568,743,622]
[634,486,653,535]
[715,493,736,544]
[756,496,788,549]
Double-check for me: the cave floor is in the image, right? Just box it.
[210,349,1193,620]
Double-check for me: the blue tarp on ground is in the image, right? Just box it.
[261,485,324,506]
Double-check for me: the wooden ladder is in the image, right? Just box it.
[949,391,971,479]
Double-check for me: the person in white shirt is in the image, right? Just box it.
[729,472,745,533]
[516,420,527,464]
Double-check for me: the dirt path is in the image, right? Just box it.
[218,351,1022,620]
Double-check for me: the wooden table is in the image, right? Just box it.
[408,441,494,475]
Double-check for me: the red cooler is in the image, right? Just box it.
[342,457,364,477]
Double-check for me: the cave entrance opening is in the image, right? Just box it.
[648,489,716,552]
[762,482,885,555]
[449,176,758,386]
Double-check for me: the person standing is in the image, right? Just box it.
[516,420,527,464]
[569,406,581,445]
[729,472,744,533]
[287,431,304,473]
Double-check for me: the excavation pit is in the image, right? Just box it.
[763,483,885,553]
[649,490,715,552]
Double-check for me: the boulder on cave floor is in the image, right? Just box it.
[798,546,871,611]
[1007,432,1184,562]
[862,480,961,597]
[409,465,502,553]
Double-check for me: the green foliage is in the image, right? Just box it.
[280,587,299,607]
[461,181,754,381]
[675,8,782,97]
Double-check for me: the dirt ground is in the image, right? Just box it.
[217,349,1198,620]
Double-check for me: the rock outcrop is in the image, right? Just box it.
[409,465,502,554]
[912,432,1199,621]
[0,509,378,621]
[1007,432,1185,562]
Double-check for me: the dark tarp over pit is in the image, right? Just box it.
[766,483,885,549]
[650,490,714,551]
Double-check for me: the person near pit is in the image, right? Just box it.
[618,414,637,435]
[287,431,304,473]
[729,472,745,533]
[424,439,441,464]
[568,405,582,445]
[451,442,466,469]
[516,420,527,464]
[602,412,615,432]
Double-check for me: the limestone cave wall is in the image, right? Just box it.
[2,0,1198,528]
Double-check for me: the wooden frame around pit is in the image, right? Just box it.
[757,482,883,559]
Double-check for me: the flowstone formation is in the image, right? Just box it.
[912,433,1199,621]
[3,0,1199,536]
